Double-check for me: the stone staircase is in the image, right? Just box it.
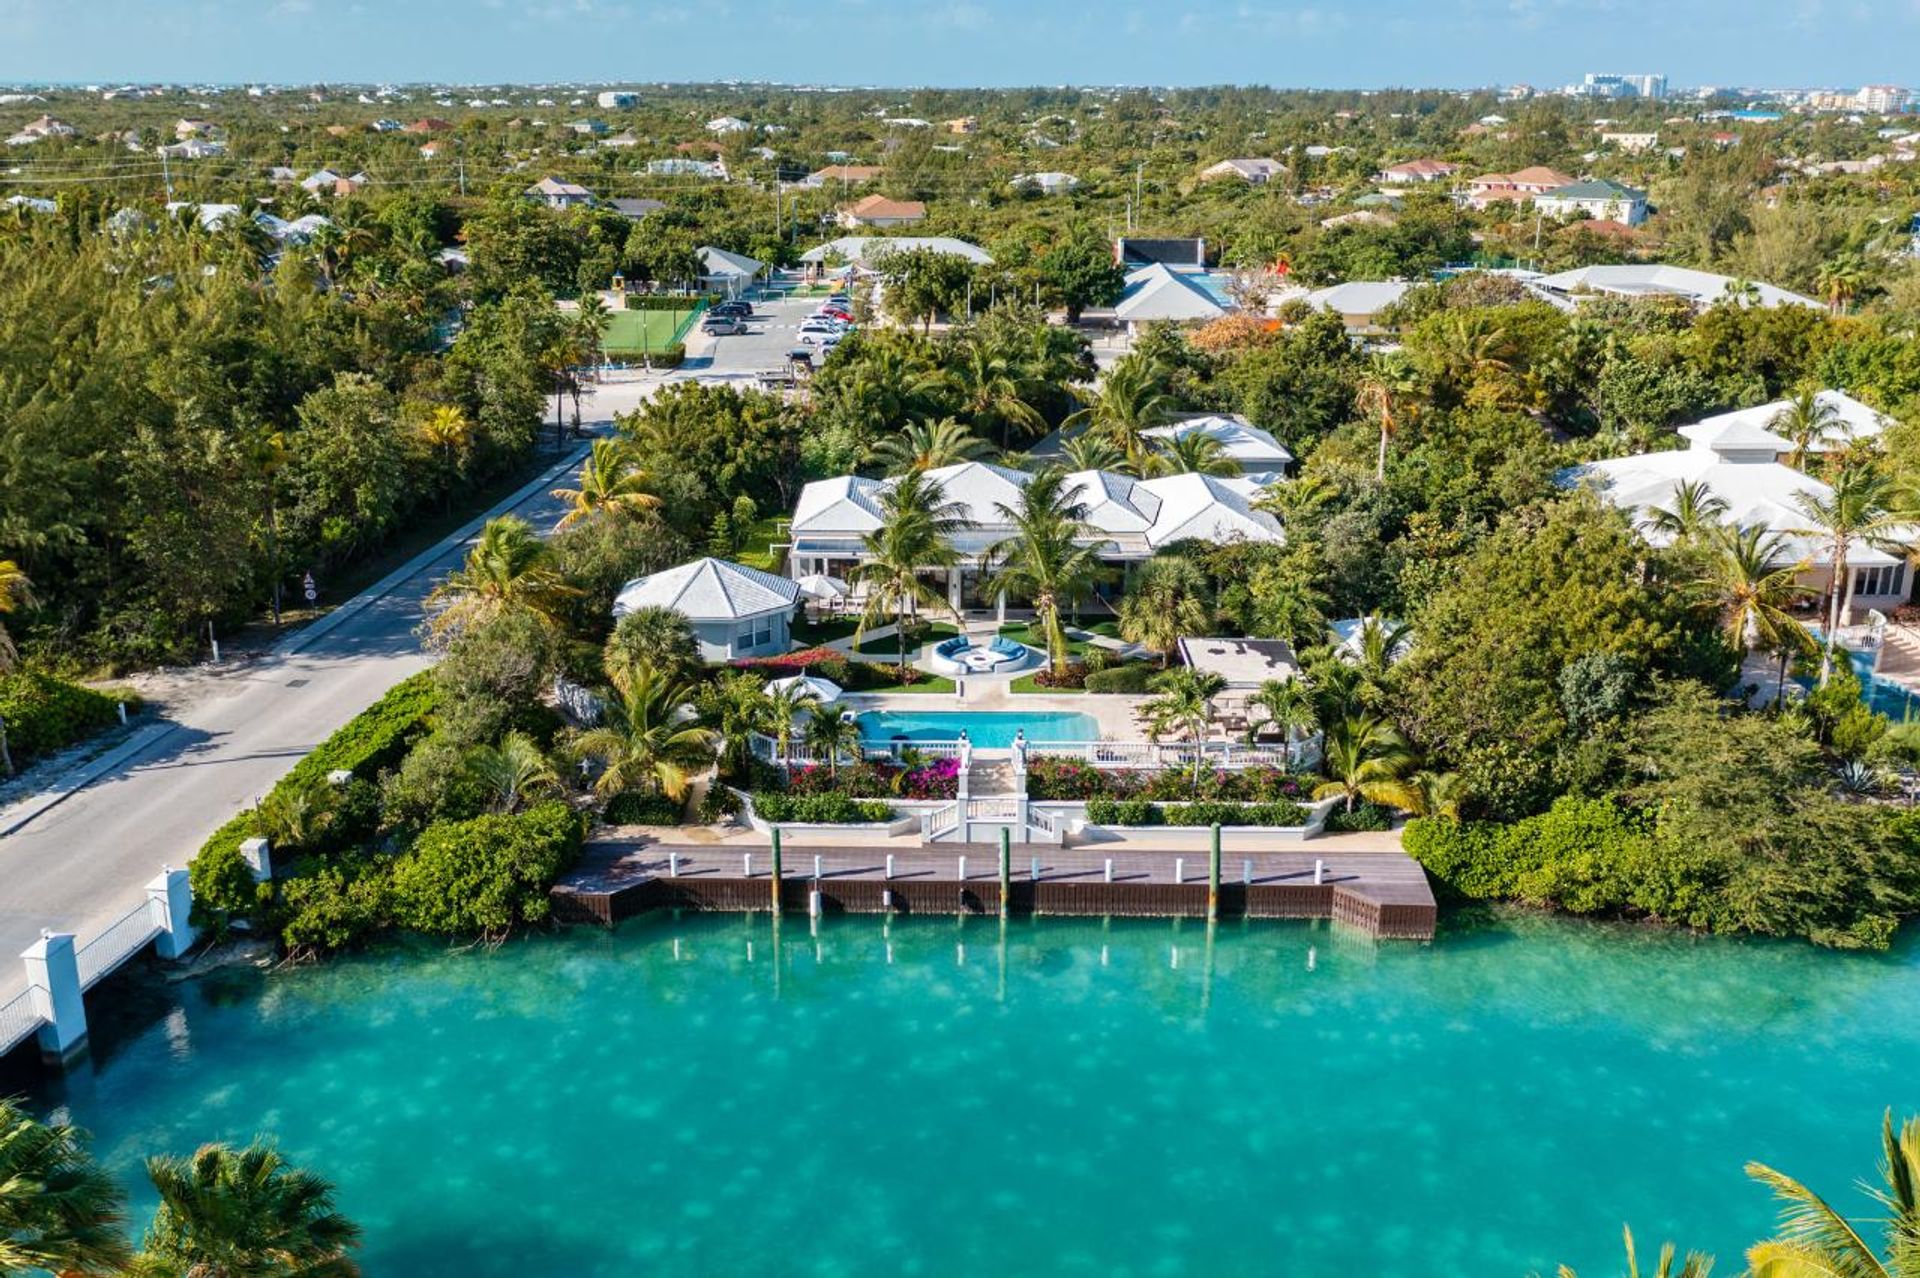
[921,755,1060,845]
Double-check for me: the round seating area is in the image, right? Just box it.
[932,634,1036,675]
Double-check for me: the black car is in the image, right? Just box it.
[710,301,753,318]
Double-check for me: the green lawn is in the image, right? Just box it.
[858,672,956,694]
[998,620,1115,660]
[854,622,959,657]
[601,308,697,355]
[733,514,787,573]
[792,616,861,646]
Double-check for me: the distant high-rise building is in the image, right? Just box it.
[1858,85,1909,113]
[1582,73,1667,100]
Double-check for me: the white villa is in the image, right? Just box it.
[1112,264,1230,329]
[799,236,993,275]
[614,557,800,663]
[1531,264,1820,311]
[786,461,1282,615]
[1142,413,1294,480]
[1561,417,1911,616]
[1679,390,1889,457]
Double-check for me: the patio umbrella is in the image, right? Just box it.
[795,573,849,601]
[766,673,843,704]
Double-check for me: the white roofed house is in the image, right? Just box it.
[613,557,801,663]
[1199,157,1286,185]
[787,460,1283,619]
[1141,413,1294,481]
[696,246,763,298]
[1111,264,1229,332]
[1559,422,1913,624]
[1679,391,1890,460]
[1304,281,1414,336]
[524,176,593,209]
[1531,264,1819,311]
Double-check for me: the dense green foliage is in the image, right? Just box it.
[387,801,585,936]
[750,792,894,824]
[1083,798,1312,827]
[0,671,136,764]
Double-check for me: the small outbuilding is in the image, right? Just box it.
[614,557,800,662]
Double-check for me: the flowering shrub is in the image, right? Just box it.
[1029,664,1087,689]
[783,756,960,800]
[731,647,852,686]
[1025,759,1311,803]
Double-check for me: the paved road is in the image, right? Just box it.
[0,427,621,994]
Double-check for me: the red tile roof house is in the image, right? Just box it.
[836,194,927,228]
[1377,158,1459,184]
[1464,166,1577,209]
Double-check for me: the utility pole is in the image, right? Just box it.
[457,159,467,198]
[1133,163,1142,230]
[161,151,173,202]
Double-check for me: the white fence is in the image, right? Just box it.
[0,988,40,1057]
[1026,739,1309,771]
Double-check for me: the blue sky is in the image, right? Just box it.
[0,0,1914,89]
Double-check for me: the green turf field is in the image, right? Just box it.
[601,307,697,354]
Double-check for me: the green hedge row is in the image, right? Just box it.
[1082,664,1156,694]
[191,672,438,927]
[601,342,685,367]
[603,792,683,825]
[0,671,138,764]
[1083,799,1312,827]
[622,293,721,310]
[751,791,893,824]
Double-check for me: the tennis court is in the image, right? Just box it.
[601,306,700,355]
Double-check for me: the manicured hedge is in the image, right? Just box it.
[602,792,683,825]
[751,791,893,824]
[1083,798,1311,827]
[603,342,686,367]
[0,671,138,764]
[623,293,722,310]
[1323,802,1395,833]
[1083,664,1155,693]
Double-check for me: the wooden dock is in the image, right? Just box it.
[550,838,1437,940]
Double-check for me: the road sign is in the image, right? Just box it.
[302,572,317,603]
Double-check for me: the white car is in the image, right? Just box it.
[798,329,844,348]
[797,319,846,336]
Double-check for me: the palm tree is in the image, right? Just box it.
[1687,524,1816,697]
[850,469,967,674]
[425,516,580,641]
[1313,714,1417,814]
[1770,388,1843,469]
[1744,1109,1919,1278]
[1062,356,1170,465]
[1117,557,1213,665]
[928,343,1045,449]
[763,679,824,761]
[417,404,475,483]
[0,1098,131,1276]
[1646,480,1730,544]
[1344,617,1413,700]
[1556,1224,1714,1278]
[466,731,560,813]
[1247,677,1317,769]
[1398,770,1468,820]
[1792,462,1904,683]
[571,666,718,801]
[551,438,661,529]
[1424,312,1520,407]
[1149,431,1239,477]
[1137,667,1228,795]
[0,558,33,671]
[1056,432,1133,475]
[1355,353,1420,480]
[140,1141,361,1278]
[981,467,1109,676]
[1814,254,1867,317]
[801,704,862,778]
[869,416,993,475]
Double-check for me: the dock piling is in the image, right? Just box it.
[668,851,679,878]
[1174,857,1184,886]
[743,852,752,878]
[1313,858,1325,886]
[997,829,1010,918]
[813,854,823,881]
[769,828,782,915]
[885,854,895,880]
[1030,856,1041,883]
[1103,857,1113,883]
[957,854,966,882]
[1207,825,1221,923]
[1243,858,1252,886]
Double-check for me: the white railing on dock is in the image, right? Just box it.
[966,798,1017,821]
[1027,806,1059,836]
[0,987,41,1056]
[75,900,161,990]
[921,803,960,838]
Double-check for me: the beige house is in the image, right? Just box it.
[837,194,927,228]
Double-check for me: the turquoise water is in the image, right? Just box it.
[857,708,1099,748]
[30,913,1920,1277]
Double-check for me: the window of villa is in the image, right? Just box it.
[754,618,773,647]
[1855,564,1908,597]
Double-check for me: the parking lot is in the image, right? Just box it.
[676,289,848,384]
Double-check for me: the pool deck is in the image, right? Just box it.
[552,837,1436,940]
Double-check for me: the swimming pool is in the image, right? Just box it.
[856,709,1098,748]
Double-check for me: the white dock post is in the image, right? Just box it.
[743,852,753,877]
[1243,858,1253,886]
[21,932,86,1065]
[813,854,823,881]
[117,701,128,725]
[1103,858,1113,883]
[1030,856,1041,882]
[1313,859,1325,886]
[668,851,679,877]
[885,854,895,880]
[238,836,272,883]
[957,855,967,882]
[1174,857,1184,885]
[808,887,822,918]
[145,867,196,960]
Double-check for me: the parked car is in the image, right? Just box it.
[710,301,753,317]
[797,318,845,335]
[814,307,853,322]
[798,329,843,348]
[701,316,746,336]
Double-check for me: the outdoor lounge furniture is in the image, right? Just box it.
[931,634,1035,675]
